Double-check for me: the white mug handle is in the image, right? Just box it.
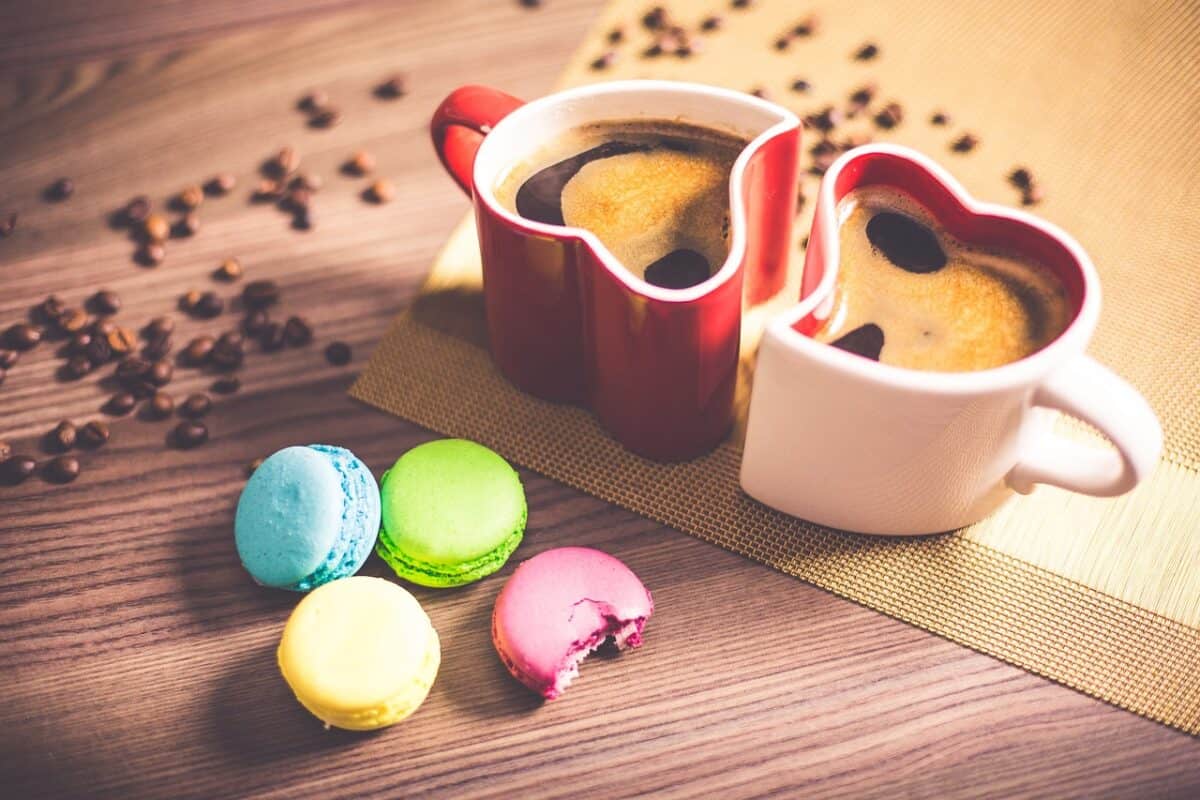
[1008,355,1161,496]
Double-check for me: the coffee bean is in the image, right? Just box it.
[952,133,979,153]
[193,292,224,319]
[212,376,241,394]
[247,457,264,476]
[805,106,843,133]
[0,211,17,238]
[206,173,237,196]
[139,242,166,266]
[1,454,37,485]
[36,295,67,323]
[849,83,877,107]
[93,319,117,337]
[731,0,754,8]
[0,441,10,462]
[144,391,174,419]
[290,173,322,193]
[283,316,313,346]
[211,332,245,370]
[259,322,285,352]
[124,195,151,224]
[310,108,342,129]
[324,341,352,366]
[773,35,792,51]
[67,330,92,353]
[0,365,5,385]
[0,348,17,368]
[242,280,280,310]
[866,212,947,273]
[149,359,174,386]
[179,290,201,313]
[830,323,885,361]
[242,310,271,337]
[144,316,175,339]
[180,393,212,418]
[792,14,819,36]
[367,179,395,204]
[65,354,93,379]
[590,51,617,70]
[214,258,243,282]
[173,212,201,238]
[106,391,137,416]
[874,101,904,129]
[1008,167,1034,190]
[1021,185,1044,206]
[142,333,172,360]
[298,89,329,112]
[375,74,407,99]
[106,327,137,356]
[143,213,170,243]
[57,308,91,335]
[177,185,204,210]
[253,179,285,202]
[48,420,76,452]
[83,335,112,366]
[47,177,74,201]
[930,110,951,126]
[282,187,311,213]
[345,150,376,176]
[749,87,772,100]
[115,354,150,382]
[854,42,880,60]
[642,6,667,28]
[6,323,42,350]
[271,147,300,177]
[86,290,120,316]
[790,78,812,93]
[46,454,80,483]
[700,15,723,31]
[183,335,215,365]
[173,420,209,449]
[607,25,626,42]
[78,421,109,449]
[292,208,314,231]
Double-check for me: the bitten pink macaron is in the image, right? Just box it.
[491,547,653,699]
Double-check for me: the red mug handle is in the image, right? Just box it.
[431,85,526,196]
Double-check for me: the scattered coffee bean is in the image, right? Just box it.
[292,208,314,231]
[290,173,322,193]
[242,310,271,337]
[375,74,407,100]
[106,391,137,416]
[212,376,241,395]
[790,78,812,93]
[367,179,396,204]
[206,173,237,196]
[298,89,329,113]
[1008,167,1034,190]
[854,42,880,60]
[173,420,209,449]
[324,341,352,366]
[145,391,175,419]
[310,108,342,129]
[48,420,76,452]
[849,83,877,108]
[0,348,17,368]
[796,186,807,213]
[253,179,285,202]
[78,420,110,449]
[607,25,626,42]
[259,322,286,352]
[180,393,212,418]
[211,332,245,370]
[700,14,723,31]
[874,101,904,129]
[0,441,10,462]
[590,51,617,70]
[94,319,117,337]
[124,195,151,224]
[1021,184,1045,206]
[173,212,201,238]
[792,14,819,36]
[805,106,843,133]
[731,0,753,8]
[749,87,772,100]
[0,211,17,238]
[149,359,174,386]
[0,365,6,385]
[246,457,264,476]
[65,354,93,378]
[272,146,300,177]
[773,35,792,51]
[283,316,313,347]
[46,454,80,483]
[951,133,979,153]
[192,291,225,319]
[143,213,170,243]
[1,454,37,485]
[36,295,67,324]
[930,110,951,126]
[179,290,201,314]
[139,242,166,266]
[84,335,113,366]
[242,280,281,310]
[6,323,42,350]
[213,257,243,283]
[142,332,172,360]
[283,187,312,213]
[643,6,667,28]
[58,308,91,335]
[47,177,74,201]
[178,185,204,210]
[89,289,121,315]
[183,335,215,366]
[106,326,138,355]
[345,150,376,176]
[144,316,175,339]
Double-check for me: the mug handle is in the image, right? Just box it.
[431,85,526,196]
[1007,355,1161,496]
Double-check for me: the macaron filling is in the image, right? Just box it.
[376,505,526,587]
[289,445,380,592]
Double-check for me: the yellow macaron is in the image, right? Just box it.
[278,576,440,731]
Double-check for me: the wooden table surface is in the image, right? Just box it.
[1,1,1197,797]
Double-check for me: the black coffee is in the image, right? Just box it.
[495,120,748,289]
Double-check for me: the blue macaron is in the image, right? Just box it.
[234,444,381,591]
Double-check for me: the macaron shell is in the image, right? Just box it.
[235,446,344,588]
[492,547,653,699]
[293,445,381,590]
[278,576,440,730]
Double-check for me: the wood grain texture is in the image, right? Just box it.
[0,1,1196,798]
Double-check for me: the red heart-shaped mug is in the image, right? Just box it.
[432,81,802,461]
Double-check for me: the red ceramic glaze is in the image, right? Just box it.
[431,82,801,461]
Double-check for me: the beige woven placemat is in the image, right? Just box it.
[353,0,1200,734]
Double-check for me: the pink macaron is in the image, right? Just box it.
[491,546,653,699]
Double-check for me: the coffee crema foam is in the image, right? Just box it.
[815,186,1072,372]
[494,120,748,289]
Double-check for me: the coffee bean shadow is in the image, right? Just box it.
[207,640,376,766]
[408,287,488,349]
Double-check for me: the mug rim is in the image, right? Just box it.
[469,79,801,304]
[767,142,1103,396]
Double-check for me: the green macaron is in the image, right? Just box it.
[376,439,526,588]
